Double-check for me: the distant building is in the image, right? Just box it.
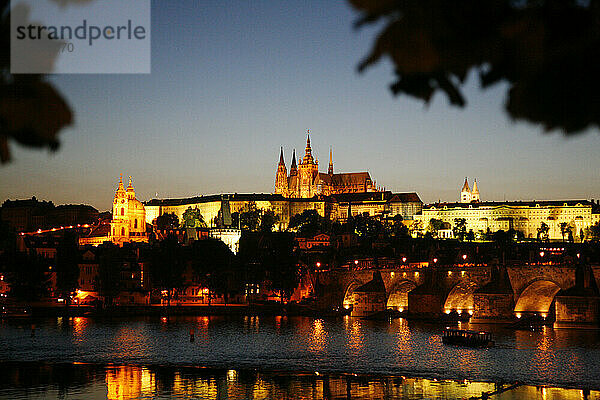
[275,132,377,198]
[48,204,99,227]
[78,250,99,292]
[0,197,54,231]
[415,180,600,241]
[296,233,331,251]
[79,175,148,247]
[145,191,422,231]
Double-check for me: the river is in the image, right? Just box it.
[1,315,599,399]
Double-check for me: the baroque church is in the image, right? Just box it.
[275,132,377,198]
[79,175,148,246]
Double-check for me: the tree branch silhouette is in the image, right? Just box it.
[350,0,600,134]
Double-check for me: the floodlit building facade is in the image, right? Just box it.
[79,175,149,246]
[414,180,600,240]
[275,132,378,198]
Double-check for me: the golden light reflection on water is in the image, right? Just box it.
[392,318,413,354]
[106,326,150,360]
[243,316,260,333]
[106,365,153,400]
[72,317,89,341]
[308,318,326,353]
[345,316,364,352]
[3,363,599,400]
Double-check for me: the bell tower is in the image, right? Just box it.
[111,174,130,240]
[298,130,319,198]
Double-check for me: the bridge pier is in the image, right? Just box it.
[408,290,446,317]
[471,292,515,323]
[469,267,515,323]
[554,295,600,328]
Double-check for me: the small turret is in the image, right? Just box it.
[328,146,334,175]
[126,176,135,199]
[116,174,126,198]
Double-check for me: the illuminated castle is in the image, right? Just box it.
[275,131,377,198]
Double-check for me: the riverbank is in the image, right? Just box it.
[11,302,348,318]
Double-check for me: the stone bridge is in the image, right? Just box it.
[313,263,600,327]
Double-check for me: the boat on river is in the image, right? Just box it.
[442,328,494,348]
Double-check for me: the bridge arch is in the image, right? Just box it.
[386,280,417,311]
[342,281,364,309]
[514,279,562,316]
[443,281,479,314]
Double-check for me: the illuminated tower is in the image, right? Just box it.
[471,179,480,202]
[460,177,472,203]
[274,147,288,196]
[289,149,297,177]
[110,175,147,246]
[298,130,319,198]
[111,174,129,242]
[328,146,334,175]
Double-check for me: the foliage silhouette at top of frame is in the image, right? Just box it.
[350,0,600,134]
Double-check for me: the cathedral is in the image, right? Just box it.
[275,132,377,198]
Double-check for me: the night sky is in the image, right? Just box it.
[2,0,599,211]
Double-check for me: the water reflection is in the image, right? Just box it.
[2,316,600,390]
[308,319,326,354]
[1,363,599,400]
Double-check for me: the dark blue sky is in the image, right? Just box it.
[2,0,599,211]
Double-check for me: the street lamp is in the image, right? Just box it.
[462,254,467,261]
[316,262,321,268]
[433,258,438,264]
[402,257,407,263]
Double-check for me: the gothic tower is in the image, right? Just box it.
[460,177,472,203]
[471,179,480,202]
[328,146,334,175]
[274,147,288,196]
[298,131,319,198]
[289,149,297,177]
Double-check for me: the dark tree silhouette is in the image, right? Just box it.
[155,213,179,230]
[0,0,74,163]
[350,0,600,134]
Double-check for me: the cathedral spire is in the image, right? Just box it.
[461,177,470,192]
[118,173,124,190]
[303,129,314,164]
[290,149,297,176]
[328,146,334,175]
[127,176,134,191]
[471,179,480,202]
[278,146,285,166]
